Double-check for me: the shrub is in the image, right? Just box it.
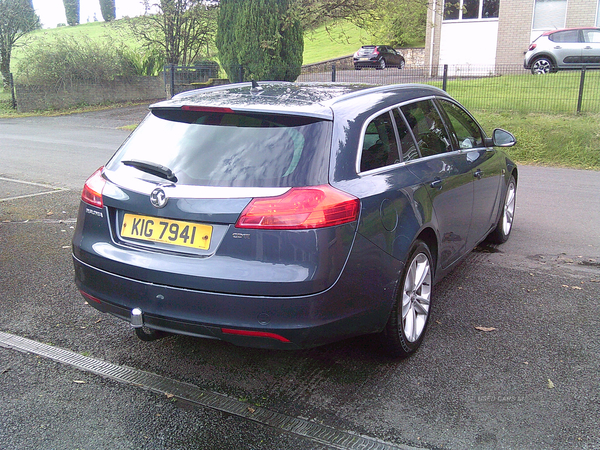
[17,36,141,88]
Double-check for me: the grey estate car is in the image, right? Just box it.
[73,82,517,358]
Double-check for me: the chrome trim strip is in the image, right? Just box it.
[104,170,290,199]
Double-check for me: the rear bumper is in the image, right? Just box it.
[73,234,403,350]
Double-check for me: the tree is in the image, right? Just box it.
[126,0,217,66]
[62,0,80,26]
[290,0,377,30]
[99,0,116,22]
[0,0,40,89]
[216,0,304,82]
[369,0,427,47]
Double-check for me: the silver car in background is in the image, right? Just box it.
[524,27,600,74]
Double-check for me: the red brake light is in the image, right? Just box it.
[181,105,234,113]
[81,167,106,208]
[528,43,537,51]
[373,48,380,55]
[236,185,359,230]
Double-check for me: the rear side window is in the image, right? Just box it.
[437,100,484,149]
[106,110,331,188]
[549,30,580,43]
[360,111,399,172]
[401,100,452,157]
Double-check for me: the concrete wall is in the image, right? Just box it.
[15,76,166,113]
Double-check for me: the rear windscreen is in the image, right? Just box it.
[106,110,332,187]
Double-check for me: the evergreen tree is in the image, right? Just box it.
[99,0,116,22]
[0,0,40,89]
[216,0,303,82]
[62,0,80,26]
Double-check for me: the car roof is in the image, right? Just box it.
[151,82,448,121]
[542,27,600,36]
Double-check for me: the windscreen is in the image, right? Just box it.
[106,109,332,187]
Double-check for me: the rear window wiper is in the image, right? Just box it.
[122,159,178,183]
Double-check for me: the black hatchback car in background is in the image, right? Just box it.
[353,45,406,70]
[73,82,517,358]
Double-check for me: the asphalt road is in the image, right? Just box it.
[1,106,599,449]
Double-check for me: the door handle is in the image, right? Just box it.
[430,178,443,189]
[474,169,483,179]
[585,46,593,49]
[554,46,562,49]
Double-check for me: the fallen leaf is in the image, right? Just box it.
[247,407,256,413]
[571,286,582,290]
[165,393,174,399]
[95,319,102,324]
[73,380,86,384]
[61,245,70,249]
[591,279,600,283]
[562,285,569,288]
[435,320,442,325]
[475,326,497,332]
[547,379,555,389]
[1,367,11,374]
[523,361,529,365]
[46,211,53,216]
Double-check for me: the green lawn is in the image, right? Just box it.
[438,71,600,115]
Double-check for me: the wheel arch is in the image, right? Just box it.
[415,227,438,277]
[532,53,557,67]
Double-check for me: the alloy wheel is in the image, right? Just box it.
[401,252,431,342]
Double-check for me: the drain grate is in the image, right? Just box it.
[0,331,423,450]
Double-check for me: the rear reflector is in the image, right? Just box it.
[236,185,359,230]
[80,290,102,304]
[221,328,291,343]
[81,167,106,208]
[181,105,234,113]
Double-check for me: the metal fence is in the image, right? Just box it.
[298,64,599,114]
[164,63,220,97]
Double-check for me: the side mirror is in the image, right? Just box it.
[487,128,516,147]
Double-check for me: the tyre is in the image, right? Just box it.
[398,59,405,70]
[380,240,433,358]
[486,175,516,244]
[531,57,553,74]
[376,58,386,70]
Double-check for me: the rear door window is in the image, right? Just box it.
[392,109,420,162]
[401,100,452,157]
[107,110,331,188]
[360,111,400,172]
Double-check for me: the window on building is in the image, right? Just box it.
[532,0,567,30]
[597,0,600,27]
[443,0,499,20]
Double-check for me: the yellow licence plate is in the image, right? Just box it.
[121,213,212,250]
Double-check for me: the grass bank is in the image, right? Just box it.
[475,111,600,170]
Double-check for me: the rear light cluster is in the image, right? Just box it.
[236,185,359,230]
[81,167,106,208]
